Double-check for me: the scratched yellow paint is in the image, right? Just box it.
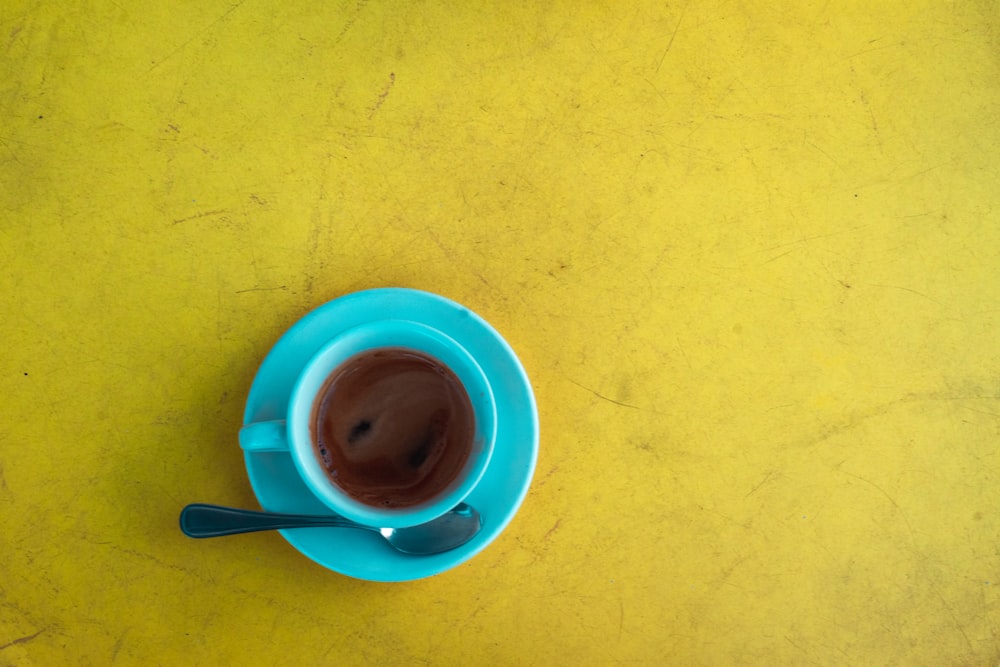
[2,1,1000,664]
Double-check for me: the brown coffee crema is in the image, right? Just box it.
[311,348,475,508]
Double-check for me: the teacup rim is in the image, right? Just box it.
[285,318,498,528]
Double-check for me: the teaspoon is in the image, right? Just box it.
[179,502,482,555]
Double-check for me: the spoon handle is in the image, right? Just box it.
[180,503,369,538]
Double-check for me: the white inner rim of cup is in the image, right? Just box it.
[287,320,497,528]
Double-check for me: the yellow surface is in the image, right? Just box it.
[2,1,999,664]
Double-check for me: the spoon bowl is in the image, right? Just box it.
[179,502,482,556]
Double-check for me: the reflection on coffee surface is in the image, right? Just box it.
[311,348,475,508]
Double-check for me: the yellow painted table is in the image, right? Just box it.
[2,2,999,664]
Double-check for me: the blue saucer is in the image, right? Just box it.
[242,288,539,581]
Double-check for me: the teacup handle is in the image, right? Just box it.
[239,420,290,453]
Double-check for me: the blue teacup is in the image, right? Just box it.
[239,319,497,529]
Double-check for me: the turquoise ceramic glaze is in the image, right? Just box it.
[242,288,539,581]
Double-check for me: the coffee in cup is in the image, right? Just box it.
[311,347,475,509]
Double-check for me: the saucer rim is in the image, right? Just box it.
[241,288,539,581]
